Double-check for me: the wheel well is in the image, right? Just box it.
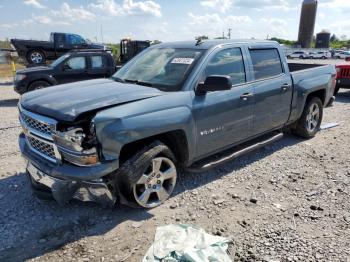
[28,79,52,88]
[119,130,189,166]
[27,48,45,56]
[306,89,326,105]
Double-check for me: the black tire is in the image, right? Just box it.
[293,97,323,138]
[334,86,340,96]
[287,55,291,59]
[28,80,50,92]
[27,50,46,64]
[115,141,177,208]
[299,55,303,59]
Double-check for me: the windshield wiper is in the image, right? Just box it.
[112,77,126,83]
[124,79,153,87]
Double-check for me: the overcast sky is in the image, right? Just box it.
[0,0,349,43]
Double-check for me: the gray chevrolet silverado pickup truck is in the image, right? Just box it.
[18,40,336,208]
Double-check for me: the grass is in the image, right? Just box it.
[0,63,25,78]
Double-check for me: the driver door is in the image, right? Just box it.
[55,56,90,84]
[192,47,254,158]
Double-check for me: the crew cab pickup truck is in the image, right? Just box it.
[14,50,116,95]
[335,64,350,95]
[18,40,336,208]
[11,32,109,64]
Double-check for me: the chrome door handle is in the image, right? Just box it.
[281,84,291,91]
[240,93,254,101]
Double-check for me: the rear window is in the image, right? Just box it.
[249,49,283,80]
[91,55,104,68]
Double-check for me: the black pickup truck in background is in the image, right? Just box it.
[11,32,110,64]
[14,50,116,94]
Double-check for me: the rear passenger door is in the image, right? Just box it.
[87,55,109,79]
[248,48,293,135]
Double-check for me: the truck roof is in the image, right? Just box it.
[154,39,279,50]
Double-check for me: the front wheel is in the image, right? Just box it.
[115,141,177,208]
[293,97,323,138]
[28,80,50,92]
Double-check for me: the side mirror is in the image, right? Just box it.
[196,75,232,95]
[62,64,70,71]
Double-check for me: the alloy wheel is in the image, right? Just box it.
[306,102,320,133]
[30,52,43,64]
[133,157,176,208]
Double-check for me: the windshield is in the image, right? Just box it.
[50,54,69,67]
[112,48,204,91]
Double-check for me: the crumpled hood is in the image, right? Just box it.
[20,78,164,122]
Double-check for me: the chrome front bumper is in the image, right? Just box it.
[27,162,117,207]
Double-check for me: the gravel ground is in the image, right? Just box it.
[0,79,350,262]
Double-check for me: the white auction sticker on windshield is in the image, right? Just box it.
[171,58,194,64]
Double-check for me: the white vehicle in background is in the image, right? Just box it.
[287,51,309,59]
[309,51,331,59]
[334,51,350,59]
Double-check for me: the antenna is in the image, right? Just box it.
[100,25,104,43]
[228,28,232,39]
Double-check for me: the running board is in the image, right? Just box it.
[186,132,284,173]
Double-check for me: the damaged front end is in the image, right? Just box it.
[52,124,100,167]
[27,162,116,206]
[19,104,118,207]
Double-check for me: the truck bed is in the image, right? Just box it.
[287,62,336,122]
[288,63,326,72]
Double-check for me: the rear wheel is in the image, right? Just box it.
[28,80,50,92]
[293,97,323,138]
[115,141,177,208]
[334,86,340,96]
[299,55,304,59]
[27,50,46,64]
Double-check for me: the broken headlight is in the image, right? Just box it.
[52,123,100,166]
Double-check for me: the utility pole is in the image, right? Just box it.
[228,28,232,39]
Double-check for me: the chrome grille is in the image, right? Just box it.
[27,136,56,160]
[21,112,53,136]
[19,105,59,163]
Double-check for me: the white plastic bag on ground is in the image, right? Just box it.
[142,224,232,262]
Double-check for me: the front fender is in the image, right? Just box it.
[95,106,195,163]
[27,74,57,86]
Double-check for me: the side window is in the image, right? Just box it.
[204,48,246,85]
[67,34,85,45]
[250,49,283,80]
[56,34,66,45]
[91,56,104,68]
[65,57,86,70]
